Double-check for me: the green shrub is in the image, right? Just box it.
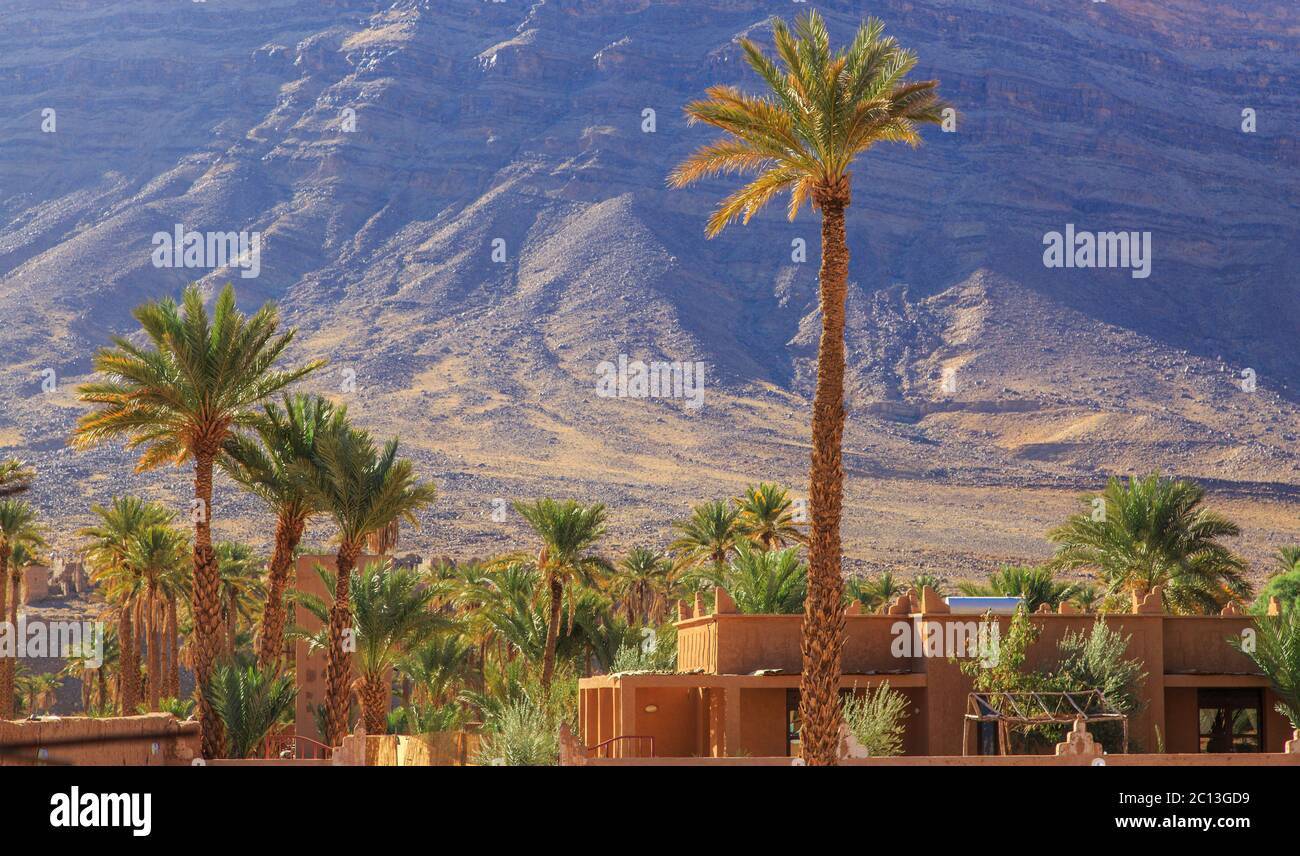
[839,682,909,757]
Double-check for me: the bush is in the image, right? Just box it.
[839,682,909,757]
[610,623,677,673]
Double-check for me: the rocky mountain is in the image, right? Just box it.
[1,0,1298,579]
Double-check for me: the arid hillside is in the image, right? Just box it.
[1,0,1298,581]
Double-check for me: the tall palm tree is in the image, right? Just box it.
[668,12,944,764]
[1048,474,1251,614]
[73,284,321,755]
[126,524,188,711]
[0,458,34,497]
[80,497,174,714]
[222,393,344,670]
[295,423,436,745]
[512,499,611,693]
[297,561,445,733]
[735,483,807,550]
[610,548,677,625]
[0,498,43,717]
[671,500,741,581]
[215,541,264,659]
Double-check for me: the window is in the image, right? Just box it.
[1197,689,1263,753]
[785,689,800,758]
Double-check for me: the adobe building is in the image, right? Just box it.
[578,586,1292,758]
[21,565,50,605]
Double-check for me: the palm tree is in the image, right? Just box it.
[222,393,344,670]
[1230,608,1300,730]
[15,671,61,716]
[126,524,188,710]
[610,548,677,625]
[734,483,807,550]
[845,569,906,612]
[81,497,176,714]
[297,561,445,733]
[512,499,611,693]
[215,541,264,659]
[0,458,34,497]
[669,11,945,764]
[671,500,741,581]
[1048,474,1251,614]
[1273,547,1300,578]
[73,284,322,756]
[958,565,1077,613]
[0,498,43,717]
[203,662,296,758]
[295,423,436,745]
[80,494,170,712]
[401,631,473,708]
[705,542,808,614]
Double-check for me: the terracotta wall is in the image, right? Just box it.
[22,564,50,605]
[678,614,909,675]
[0,713,200,766]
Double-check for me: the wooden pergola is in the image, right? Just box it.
[963,690,1129,755]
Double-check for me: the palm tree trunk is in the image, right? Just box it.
[257,514,303,671]
[0,545,11,719]
[324,541,361,746]
[540,571,564,693]
[146,583,161,711]
[119,602,138,715]
[799,186,851,766]
[359,673,389,734]
[97,666,107,711]
[166,594,179,699]
[191,452,224,758]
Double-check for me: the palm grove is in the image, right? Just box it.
[0,14,1295,762]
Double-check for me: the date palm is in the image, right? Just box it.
[222,393,344,670]
[669,11,945,764]
[512,499,611,693]
[297,561,446,733]
[735,482,807,550]
[845,569,905,612]
[670,500,741,581]
[0,499,44,717]
[1230,608,1300,730]
[611,547,677,625]
[80,497,174,714]
[0,458,34,497]
[704,542,808,615]
[1048,474,1251,614]
[215,541,264,659]
[127,524,188,710]
[295,423,436,745]
[73,283,322,756]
